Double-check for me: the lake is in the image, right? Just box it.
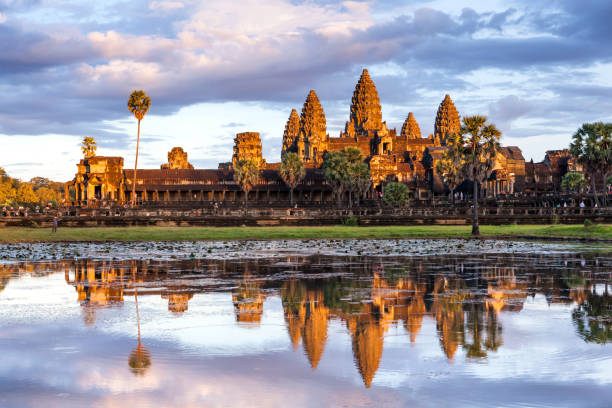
[0,240,611,407]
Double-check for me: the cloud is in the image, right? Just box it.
[149,1,184,12]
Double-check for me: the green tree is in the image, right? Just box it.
[569,122,612,207]
[16,182,38,205]
[560,172,587,193]
[435,133,464,205]
[383,182,410,207]
[322,147,365,208]
[279,152,305,206]
[127,90,151,206]
[446,115,501,235]
[351,162,371,207]
[233,159,259,209]
[81,136,97,158]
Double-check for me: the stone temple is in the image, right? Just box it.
[67,69,577,205]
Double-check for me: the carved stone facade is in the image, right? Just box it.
[434,94,460,146]
[232,132,266,168]
[68,67,578,206]
[282,109,300,155]
[161,147,193,170]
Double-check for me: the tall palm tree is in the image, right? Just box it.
[447,115,501,235]
[571,122,612,206]
[127,90,151,206]
[279,152,305,206]
[233,159,259,209]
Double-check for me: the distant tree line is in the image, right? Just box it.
[0,167,63,208]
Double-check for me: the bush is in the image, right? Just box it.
[342,216,358,226]
[584,219,593,228]
[383,182,410,207]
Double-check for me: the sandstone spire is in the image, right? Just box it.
[282,109,300,154]
[298,90,328,164]
[299,90,327,144]
[401,112,422,139]
[434,94,460,146]
[350,69,383,134]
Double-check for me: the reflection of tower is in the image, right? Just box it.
[281,280,307,350]
[347,311,384,388]
[232,275,265,325]
[162,293,194,313]
[68,261,124,325]
[301,289,329,369]
[403,281,427,343]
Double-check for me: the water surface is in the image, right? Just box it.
[1,241,611,407]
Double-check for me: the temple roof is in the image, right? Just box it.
[299,90,327,142]
[434,94,460,146]
[401,112,421,139]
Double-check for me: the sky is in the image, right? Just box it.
[1,0,611,182]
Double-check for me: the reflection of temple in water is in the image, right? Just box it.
[2,253,611,387]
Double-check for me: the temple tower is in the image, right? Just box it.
[161,147,194,170]
[401,112,421,139]
[298,90,328,164]
[434,94,460,146]
[232,132,265,168]
[348,69,383,136]
[282,109,300,155]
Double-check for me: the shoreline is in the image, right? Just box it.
[0,225,611,244]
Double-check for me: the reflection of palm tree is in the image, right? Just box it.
[129,288,151,376]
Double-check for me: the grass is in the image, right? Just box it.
[0,224,611,243]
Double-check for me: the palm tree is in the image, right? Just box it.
[570,122,612,207]
[127,90,151,206]
[447,115,501,235]
[233,159,259,209]
[436,132,463,206]
[279,152,306,206]
[81,137,97,158]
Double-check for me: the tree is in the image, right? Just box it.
[351,162,371,207]
[36,186,60,206]
[279,152,305,206]
[16,182,38,205]
[570,122,612,207]
[0,180,16,206]
[81,136,97,158]
[560,172,587,193]
[322,147,365,208]
[435,133,464,205]
[323,150,349,208]
[383,182,410,207]
[233,159,259,209]
[127,90,151,206]
[446,115,501,235]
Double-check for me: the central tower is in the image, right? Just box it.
[344,69,383,138]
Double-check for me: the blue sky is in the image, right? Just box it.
[1,0,611,181]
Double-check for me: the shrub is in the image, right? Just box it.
[383,182,410,207]
[342,216,358,226]
[584,219,593,228]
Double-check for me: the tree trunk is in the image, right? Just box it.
[132,119,141,206]
[245,190,248,209]
[603,172,610,207]
[290,187,294,206]
[451,188,455,207]
[348,191,352,208]
[591,175,600,207]
[337,190,342,208]
[472,180,479,236]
